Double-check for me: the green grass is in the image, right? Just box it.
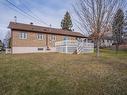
[0,50,127,95]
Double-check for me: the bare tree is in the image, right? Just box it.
[4,30,11,48]
[74,0,126,57]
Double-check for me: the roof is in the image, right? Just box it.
[103,32,113,40]
[8,22,87,38]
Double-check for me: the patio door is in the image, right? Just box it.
[64,36,68,45]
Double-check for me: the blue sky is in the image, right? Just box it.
[1,0,127,41]
[0,0,77,41]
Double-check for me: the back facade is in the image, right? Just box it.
[9,22,87,54]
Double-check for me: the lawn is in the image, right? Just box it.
[0,50,127,95]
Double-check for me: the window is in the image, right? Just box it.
[19,32,28,39]
[37,33,44,40]
[64,36,68,40]
[51,35,56,41]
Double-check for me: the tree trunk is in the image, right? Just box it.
[115,43,119,54]
[96,39,100,57]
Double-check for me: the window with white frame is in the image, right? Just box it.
[51,35,56,41]
[19,32,28,39]
[37,33,44,40]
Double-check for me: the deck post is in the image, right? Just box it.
[66,44,68,53]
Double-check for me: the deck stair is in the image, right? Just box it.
[76,42,84,54]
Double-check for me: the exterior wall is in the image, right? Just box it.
[11,30,77,54]
[12,47,56,54]
[48,35,76,47]
[12,30,46,47]
[100,39,113,47]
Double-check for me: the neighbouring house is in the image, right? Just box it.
[90,31,114,48]
[122,31,127,43]
[117,31,127,50]
[100,32,114,48]
[100,37,113,48]
[110,31,127,51]
[8,22,94,54]
[0,40,2,51]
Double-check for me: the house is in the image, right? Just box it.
[100,32,114,48]
[117,31,127,50]
[122,31,127,43]
[0,40,2,51]
[8,22,94,54]
[89,31,114,48]
[100,36,113,48]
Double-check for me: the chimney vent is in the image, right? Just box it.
[30,22,33,25]
[14,16,17,23]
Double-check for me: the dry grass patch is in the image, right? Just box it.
[0,50,127,95]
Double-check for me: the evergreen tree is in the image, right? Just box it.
[61,11,73,31]
[112,9,124,52]
[123,11,127,32]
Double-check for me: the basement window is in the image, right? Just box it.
[38,48,44,51]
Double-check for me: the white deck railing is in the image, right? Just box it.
[79,43,94,53]
[55,40,77,46]
[55,40,94,54]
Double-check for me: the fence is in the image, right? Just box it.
[5,48,11,54]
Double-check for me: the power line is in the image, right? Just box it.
[0,0,39,24]
[6,0,46,25]
[6,0,49,26]
[19,0,49,26]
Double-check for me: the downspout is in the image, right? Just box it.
[46,34,50,50]
[46,25,52,50]
[11,29,13,54]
